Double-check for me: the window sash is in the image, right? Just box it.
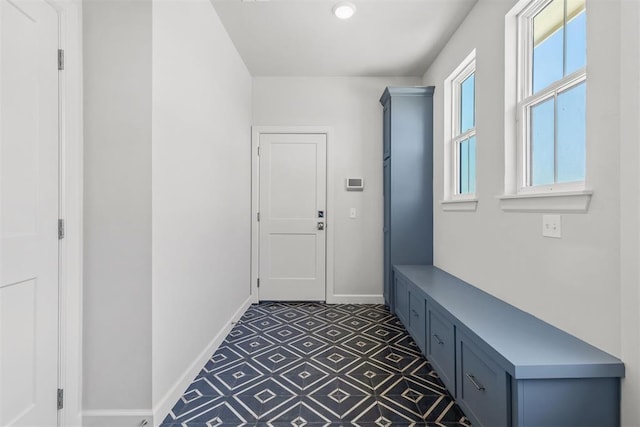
[453,129,476,196]
[444,49,476,202]
[517,72,586,191]
[452,64,476,138]
[516,0,586,193]
[451,64,476,197]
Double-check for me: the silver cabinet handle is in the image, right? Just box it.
[466,373,486,391]
[433,334,444,345]
[317,222,325,230]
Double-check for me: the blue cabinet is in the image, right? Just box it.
[407,290,426,353]
[394,265,625,427]
[383,102,391,159]
[511,377,620,427]
[428,302,456,394]
[457,330,509,427]
[394,274,427,354]
[383,158,391,307]
[394,274,410,327]
[380,87,434,311]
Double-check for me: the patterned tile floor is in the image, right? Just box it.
[161,302,471,427]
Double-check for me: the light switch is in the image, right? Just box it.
[542,215,562,238]
[349,208,357,219]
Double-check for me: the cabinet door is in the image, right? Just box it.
[394,275,410,328]
[383,159,391,309]
[515,377,620,427]
[428,303,456,394]
[457,332,509,427]
[408,289,426,353]
[383,103,391,159]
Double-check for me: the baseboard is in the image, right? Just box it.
[82,410,153,427]
[326,294,385,304]
[152,296,253,427]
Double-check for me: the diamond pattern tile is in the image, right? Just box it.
[252,347,301,374]
[264,324,307,343]
[161,302,470,426]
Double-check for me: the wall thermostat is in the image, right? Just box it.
[346,177,364,191]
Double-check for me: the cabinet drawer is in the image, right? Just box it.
[457,332,509,427]
[394,275,410,327]
[428,303,456,394]
[407,290,426,353]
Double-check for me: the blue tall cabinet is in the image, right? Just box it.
[380,86,434,311]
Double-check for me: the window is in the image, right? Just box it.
[517,0,586,191]
[456,69,476,195]
[443,50,476,208]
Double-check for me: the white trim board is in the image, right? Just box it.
[151,296,253,427]
[326,295,385,304]
[82,410,152,427]
[55,1,84,426]
[251,126,336,304]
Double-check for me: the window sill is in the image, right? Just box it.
[498,190,593,213]
[440,198,478,212]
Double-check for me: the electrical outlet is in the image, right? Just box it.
[349,208,357,219]
[542,214,562,238]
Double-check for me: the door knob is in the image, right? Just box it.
[317,222,325,230]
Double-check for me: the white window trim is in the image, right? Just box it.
[441,198,479,212]
[442,49,478,212]
[502,0,592,213]
[498,189,592,213]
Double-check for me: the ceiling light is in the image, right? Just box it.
[332,2,356,20]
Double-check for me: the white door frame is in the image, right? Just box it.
[55,1,83,425]
[251,126,335,304]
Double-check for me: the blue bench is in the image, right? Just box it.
[393,265,625,427]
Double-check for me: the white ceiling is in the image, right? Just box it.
[211,0,478,77]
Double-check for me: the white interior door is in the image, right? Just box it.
[259,133,327,301]
[0,0,60,425]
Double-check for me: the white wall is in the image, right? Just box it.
[83,0,153,414]
[253,77,420,301]
[423,0,638,424]
[151,0,253,420]
[83,0,252,422]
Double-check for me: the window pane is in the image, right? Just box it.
[460,73,475,133]
[557,81,585,183]
[458,136,476,194]
[459,139,469,194]
[531,97,555,186]
[566,1,586,75]
[533,0,564,93]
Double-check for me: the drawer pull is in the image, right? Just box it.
[433,334,444,345]
[465,373,486,391]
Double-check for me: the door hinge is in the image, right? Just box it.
[257,212,260,222]
[58,219,65,240]
[257,278,260,288]
[257,146,260,156]
[57,388,64,410]
[58,49,64,71]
